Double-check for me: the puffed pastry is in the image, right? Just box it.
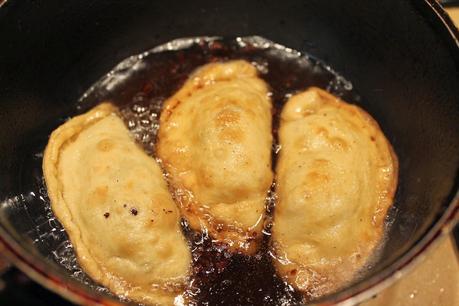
[272,87,398,298]
[43,103,191,305]
[157,60,273,254]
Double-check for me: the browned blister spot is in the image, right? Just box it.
[215,108,240,126]
[117,239,137,257]
[219,128,244,143]
[315,127,329,138]
[307,171,328,182]
[313,159,329,166]
[198,169,215,188]
[124,181,134,191]
[89,186,109,204]
[233,186,250,198]
[307,171,330,187]
[97,139,115,152]
[330,137,349,151]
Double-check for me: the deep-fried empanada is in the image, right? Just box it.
[157,60,273,253]
[43,103,191,305]
[272,87,398,297]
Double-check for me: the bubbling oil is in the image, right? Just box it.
[21,36,362,305]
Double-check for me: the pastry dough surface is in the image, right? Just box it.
[43,103,191,305]
[157,60,273,253]
[272,87,398,297]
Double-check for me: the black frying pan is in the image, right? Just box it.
[0,0,458,305]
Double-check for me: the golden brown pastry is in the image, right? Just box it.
[43,103,191,305]
[272,87,398,298]
[157,60,273,254]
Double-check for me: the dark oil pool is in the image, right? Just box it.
[16,36,361,305]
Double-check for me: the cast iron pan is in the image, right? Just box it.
[0,0,458,305]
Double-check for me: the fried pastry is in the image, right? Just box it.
[272,87,398,297]
[43,103,191,305]
[157,60,273,254]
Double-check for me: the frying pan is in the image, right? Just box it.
[0,0,458,305]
